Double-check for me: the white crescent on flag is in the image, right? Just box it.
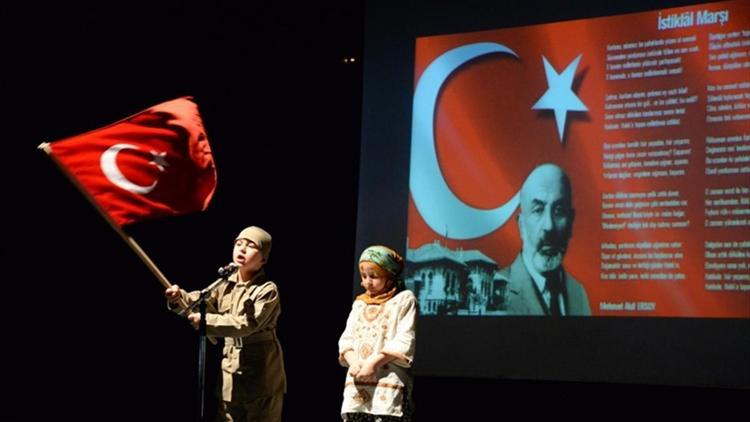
[410,42,521,240]
[100,143,165,194]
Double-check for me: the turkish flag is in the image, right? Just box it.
[47,97,217,227]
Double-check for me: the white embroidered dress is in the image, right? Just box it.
[338,289,417,418]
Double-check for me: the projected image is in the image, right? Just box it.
[406,0,750,317]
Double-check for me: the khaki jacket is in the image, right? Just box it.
[176,270,286,402]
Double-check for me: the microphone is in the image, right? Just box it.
[217,262,240,277]
[195,263,238,298]
[179,263,240,317]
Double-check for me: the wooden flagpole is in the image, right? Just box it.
[38,142,190,310]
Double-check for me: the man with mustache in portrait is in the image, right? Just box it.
[498,163,591,316]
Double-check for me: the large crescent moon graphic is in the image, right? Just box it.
[100,144,158,194]
[410,42,521,240]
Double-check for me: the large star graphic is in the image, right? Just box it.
[532,54,588,143]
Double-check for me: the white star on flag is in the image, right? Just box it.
[149,150,169,172]
[532,54,588,143]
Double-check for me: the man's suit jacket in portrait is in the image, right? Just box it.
[498,254,591,316]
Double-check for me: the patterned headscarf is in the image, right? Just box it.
[357,245,405,304]
[359,245,404,281]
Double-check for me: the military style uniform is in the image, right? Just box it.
[174,270,286,421]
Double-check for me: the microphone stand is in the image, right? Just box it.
[184,273,231,422]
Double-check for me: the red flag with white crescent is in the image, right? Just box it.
[47,97,217,227]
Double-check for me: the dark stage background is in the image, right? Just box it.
[2,1,746,421]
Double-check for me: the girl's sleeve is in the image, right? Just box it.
[205,282,280,338]
[382,291,417,367]
[337,303,359,367]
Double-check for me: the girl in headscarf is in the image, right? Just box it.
[338,245,417,421]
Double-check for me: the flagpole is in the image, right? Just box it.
[38,142,189,309]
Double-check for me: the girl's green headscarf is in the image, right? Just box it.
[359,245,404,282]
